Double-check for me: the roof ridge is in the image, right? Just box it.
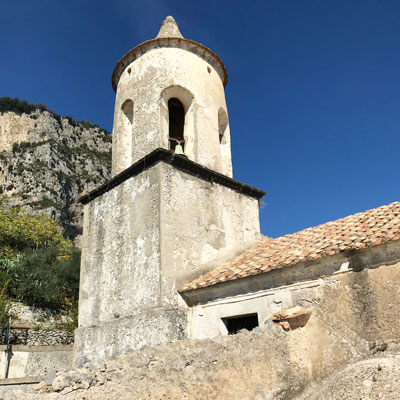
[275,201,400,241]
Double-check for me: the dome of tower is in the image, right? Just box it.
[111,16,228,91]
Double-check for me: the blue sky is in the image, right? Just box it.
[1,1,399,237]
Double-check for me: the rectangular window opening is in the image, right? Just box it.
[222,313,259,335]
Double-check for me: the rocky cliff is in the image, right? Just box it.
[0,98,112,242]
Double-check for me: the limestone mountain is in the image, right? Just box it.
[0,97,112,243]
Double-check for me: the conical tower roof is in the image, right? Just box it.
[156,16,183,39]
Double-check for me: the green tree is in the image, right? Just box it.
[9,247,81,310]
[0,196,68,257]
[0,196,80,316]
[0,280,11,325]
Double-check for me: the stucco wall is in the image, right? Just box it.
[78,166,162,328]
[112,47,232,177]
[74,307,187,366]
[187,241,400,340]
[75,161,261,364]
[160,163,261,306]
[0,345,72,379]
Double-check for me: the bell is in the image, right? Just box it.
[174,143,185,156]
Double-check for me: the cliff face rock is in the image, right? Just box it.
[0,98,112,242]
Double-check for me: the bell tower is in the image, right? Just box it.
[74,17,265,365]
[111,16,232,177]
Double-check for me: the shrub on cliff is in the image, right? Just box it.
[0,97,112,137]
[0,196,68,258]
[0,97,45,115]
[0,280,11,325]
[9,247,80,310]
[0,196,80,312]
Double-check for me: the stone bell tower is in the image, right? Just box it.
[74,17,265,365]
[111,16,232,178]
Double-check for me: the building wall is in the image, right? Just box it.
[112,47,232,177]
[44,260,400,399]
[78,167,162,328]
[0,345,72,379]
[186,240,400,340]
[75,162,261,364]
[74,307,187,366]
[160,164,261,306]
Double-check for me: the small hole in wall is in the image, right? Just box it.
[222,313,259,334]
[127,68,131,75]
[207,66,211,73]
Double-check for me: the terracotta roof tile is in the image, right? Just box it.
[181,202,400,292]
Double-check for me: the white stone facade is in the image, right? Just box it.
[111,26,232,177]
[185,240,400,340]
[74,16,264,365]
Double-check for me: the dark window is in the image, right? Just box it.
[222,313,259,334]
[168,98,185,152]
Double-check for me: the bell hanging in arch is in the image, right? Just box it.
[174,143,186,156]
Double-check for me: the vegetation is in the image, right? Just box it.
[28,197,59,210]
[0,97,112,330]
[0,97,47,115]
[0,196,80,327]
[0,197,68,257]
[7,247,80,309]
[0,97,111,135]
[0,97,113,330]
[0,280,12,325]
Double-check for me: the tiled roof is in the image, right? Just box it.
[181,202,400,292]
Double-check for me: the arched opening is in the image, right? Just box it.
[118,99,133,170]
[121,99,133,126]
[218,108,228,144]
[168,98,185,153]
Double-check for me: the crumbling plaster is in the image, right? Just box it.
[78,167,161,328]
[112,47,232,177]
[0,345,72,379]
[159,163,261,306]
[74,308,187,366]
[75,161,261,364]
[186,240,400,340]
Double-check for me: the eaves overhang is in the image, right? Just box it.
[111,38,228,92]
[78,148,265,205]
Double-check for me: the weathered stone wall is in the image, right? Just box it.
[160,163,261,306]
[3,302,73,346]
[75,164,182,364]
[74,307,187,366]
[0,328,73,346]
[5,261,399,399]
[186,241,400,339]
[10,302,62,326]
[0,345,72,379]
[112,47,232,177]
[75,162,261,364]
[78,167,162,328]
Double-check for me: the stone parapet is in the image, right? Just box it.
[0,328,73,346]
